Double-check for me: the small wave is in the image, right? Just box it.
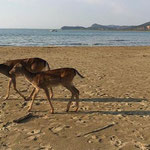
[93,43,108,46]
[0,44,14,46]
[56,43,88,46]
[70,43,87,46]
[109,40,129,42]
[94,43,102,45]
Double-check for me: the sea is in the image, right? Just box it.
[0,29,150,46]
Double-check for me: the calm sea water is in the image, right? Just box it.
[0,29,150,46]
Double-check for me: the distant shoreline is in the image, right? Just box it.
[61,21,150,31]
[0,28,150,32]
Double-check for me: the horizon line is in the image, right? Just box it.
[0,21,149,30]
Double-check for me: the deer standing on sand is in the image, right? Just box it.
[0,58,50,100]
[9,63,84,113]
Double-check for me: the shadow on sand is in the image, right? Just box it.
[53,97,150,116]
[53,97,146,103]
[76,110,150,116]
[5,97,149,116]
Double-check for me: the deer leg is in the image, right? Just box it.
[75,95,79,112]
[43,87,54,114]
[12,78,27,100]
[65,85,79,112]
[28,88,39,112]
[64,85,76,112]
[49,87,53,99]
[26,88,35,101]
[66,95,74,112]
[71,86,79,112]
[4,78,12,100]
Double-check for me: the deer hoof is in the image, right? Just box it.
[4,96,9,100]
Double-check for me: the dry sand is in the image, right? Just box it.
[0,46,150,150]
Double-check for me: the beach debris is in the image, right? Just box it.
[13,113,33,123]
[77,123,115,137]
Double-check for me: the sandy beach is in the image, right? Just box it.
[1,46,150,150]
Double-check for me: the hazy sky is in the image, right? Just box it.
[0,0,150,29]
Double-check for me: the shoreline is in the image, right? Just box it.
[0,45,150,47]
[0,45,150,48]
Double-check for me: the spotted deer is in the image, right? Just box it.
[0,57,50,100]
[10,63,84,113]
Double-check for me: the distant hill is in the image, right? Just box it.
[61,26,86,30]
[61,21,150,31]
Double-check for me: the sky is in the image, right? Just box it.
[0,0,150,29]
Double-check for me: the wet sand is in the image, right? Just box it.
[0,46,150,150]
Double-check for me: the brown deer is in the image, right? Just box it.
[9,63,84,113]
[0,57,50,100]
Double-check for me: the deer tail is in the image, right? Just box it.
[75,69,84,78]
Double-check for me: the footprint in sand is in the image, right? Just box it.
[110,135,123,147]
